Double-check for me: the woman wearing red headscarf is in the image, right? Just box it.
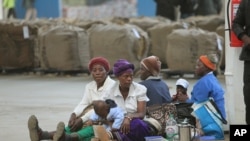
[27,57,115,141]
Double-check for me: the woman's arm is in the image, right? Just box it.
[126,100,146,119]
[73,85,92,117]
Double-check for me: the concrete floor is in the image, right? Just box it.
[0,73,229,141]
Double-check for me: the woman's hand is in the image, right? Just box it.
[172,94,177,101]
[68,113,77,127]
[70,117,83,132]
[120,117,131,134]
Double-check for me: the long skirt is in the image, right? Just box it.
[114,118,151,141]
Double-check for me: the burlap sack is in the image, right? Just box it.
[147,22,189,67]
[129,16,171,31]
[0,21,37,69]
[38,24,90,71]
[183,15,224,32]
[88,23,149,70]
[166,28,223,73]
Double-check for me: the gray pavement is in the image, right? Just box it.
[0,73,228,141]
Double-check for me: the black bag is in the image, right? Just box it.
[175,103,196,126]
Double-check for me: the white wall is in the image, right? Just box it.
[224,0,246,124]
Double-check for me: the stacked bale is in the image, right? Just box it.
[88,23,149,70]
[0,20,37,70]
[129,16,171,31]
[166,28,223,73]
[0,16,226,75]
[38,24,90,72]
[182,15,224,32]
[191,15,225,72]
[147,22,191,67]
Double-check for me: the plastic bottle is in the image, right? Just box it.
[165,114,178,141]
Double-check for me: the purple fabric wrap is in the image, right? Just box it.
[115,118,151,141]
[113,59,134,76]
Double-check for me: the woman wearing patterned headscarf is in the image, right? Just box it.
[139,55,172,106]
[103,59,151,141]
[27,57,116,141]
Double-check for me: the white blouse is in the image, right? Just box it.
[104,81,149,114]
[73,76,116,118]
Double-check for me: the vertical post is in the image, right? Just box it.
[225,0,245,125]
[0,0,3,19]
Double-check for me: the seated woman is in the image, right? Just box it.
[178,54,226,139]
[104,59,151,141]
[27,57,116,141]
[139,55,172,106]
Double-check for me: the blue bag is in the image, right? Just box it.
[192,98,227,140]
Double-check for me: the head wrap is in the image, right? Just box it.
[113,59,134,76]
[141,56,161,76]
[88,57,110,72]
[176,78,189,89]
[199,55,216,71]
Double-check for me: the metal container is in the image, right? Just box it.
[178,119,196,141]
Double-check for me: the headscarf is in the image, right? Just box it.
[140,55,161,76]
[113,59,134,76]
[199,54,218,71]
[88,57,110,72]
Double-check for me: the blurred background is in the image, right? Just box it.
[0,0,246,137]
[0,0,226,77]
[1,0,225,20]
